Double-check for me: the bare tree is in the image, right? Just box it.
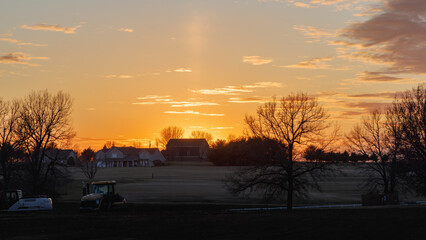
[156,126,184,149]
[393,84,426,195]
[227,93,332,209]
[16,90,75,195]
[80,147,98,180]
[191,130,214,145]
[0,99,22,188]
[346,110,395,194]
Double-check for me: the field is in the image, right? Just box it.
[62,162,423,205]
[2,162,426,239]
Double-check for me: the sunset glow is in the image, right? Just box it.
[1,0,425,150]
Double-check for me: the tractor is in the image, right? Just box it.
[80,180,126,211]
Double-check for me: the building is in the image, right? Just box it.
[43,149,77,166]
[95,147,166,167]
[165,139,209,161]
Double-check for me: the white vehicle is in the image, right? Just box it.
[0,189,53,212]
[8,197,53,212]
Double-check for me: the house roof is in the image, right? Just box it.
[166,139,208,147]
[114,147,159,155]
[44,149,76,160]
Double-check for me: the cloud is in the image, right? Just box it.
[137,95,171,100]
[356,71,413,83]
[242,56,273,65]
[228,97,270,103]
[346,91,397,99]
[103,74,135,79]
[133,95,218,107]
[119,28,134,33]
[0,38,47,47]
[288,0,376,10]
[210,127,234,130]
[340,101,392,112]
[293,25,335,41]
[173,68,192,73]
[283,57,333,69]
[292,2,313,8]
[21,24,81,34]
[193,82,282,95]
[164,110,224,116]
[0,52,49,65]
[339,0,426,76]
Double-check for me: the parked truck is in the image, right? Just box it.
[80,180,126,211]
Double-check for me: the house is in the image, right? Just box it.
[165,139,209,161]
[95,147,166,167]
[43,149,77,166]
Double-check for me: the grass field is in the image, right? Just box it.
[1,203,426,240]
[62,162,424,206]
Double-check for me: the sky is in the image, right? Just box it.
[0,0,425,150]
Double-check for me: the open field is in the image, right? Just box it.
[1,203,426,240]
[62,162,424,206]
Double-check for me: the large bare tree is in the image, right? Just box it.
[346,110,397,194]
[16,90,75,195]
[227,93,332,209]
[156,126,184,149]
[0,99,22,188]
[393,84,426,195]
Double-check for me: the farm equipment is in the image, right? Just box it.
[0,189,53,212]
[80,180,126,211]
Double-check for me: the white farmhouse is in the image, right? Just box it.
[95,147,165,168]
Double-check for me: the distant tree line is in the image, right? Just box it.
[209,142,373,166]
[0,90,74,196]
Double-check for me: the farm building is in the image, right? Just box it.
[165,139,209,161]
[43,149,77,166]
[95,147,165,167]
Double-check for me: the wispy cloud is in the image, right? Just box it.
[346,92,397,99]
[192,82,282,95]
[0,38,47,47]
[137,95,171,100]
[0,52,49,65]
[283,57,333,69]
[340,101,392,112]
[119,28,134,33]
[101,74,136,79]
[228,97,270,103]
[210,127,234,130]
[293,25,335,42]
[164,110,224,116]
[173,68,192,73]
[356,71,413,83]
[133,95,218,107]
[21,24,81,34]
[339,0,426,76]
[242,56,273,65]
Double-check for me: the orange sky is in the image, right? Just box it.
[1,0,425,151]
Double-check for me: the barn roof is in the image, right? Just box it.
[166,139,208,147]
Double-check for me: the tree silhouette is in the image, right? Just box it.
[156,126,184,149]
[227,93,333,209]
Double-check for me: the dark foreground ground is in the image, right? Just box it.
[1,203,426,240]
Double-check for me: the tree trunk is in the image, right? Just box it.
[287,144,294,210]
